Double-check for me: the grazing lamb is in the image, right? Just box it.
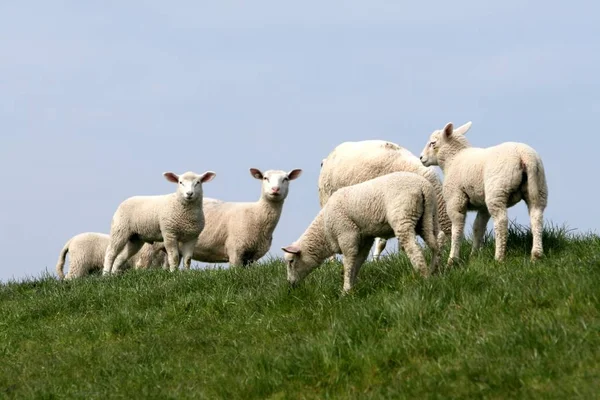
[318,136,461,260]
[419,121,548,264]
[283,171,440,293]
[102,170,216,275]
[56,232,167,280]
[191,168,302,267]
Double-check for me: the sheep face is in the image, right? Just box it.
[282,245,315,286]
[164,170,217,203]
[419,121,472,167]
[249,168,303,202]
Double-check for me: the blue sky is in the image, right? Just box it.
[1,1,598,282]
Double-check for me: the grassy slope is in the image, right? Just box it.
[1,224,599,399]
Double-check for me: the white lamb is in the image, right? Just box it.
[419,121,548,264]
[102,170,216,275]
[191,168,302,267]
[56,232,167,280]
[283,171,440,293]
[318,137,458,260]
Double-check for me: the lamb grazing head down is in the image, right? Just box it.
[164,170,216,203]
[250,168,302,202]
[282,244,313,287]
[419,121,473,168]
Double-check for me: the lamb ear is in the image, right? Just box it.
[287,169,302,180]
[163,172,179,183]
[443,122,454,138]
[249,168,263,180]
[200,171,216,183]
[453,121,472,136]
[282,245,301,254]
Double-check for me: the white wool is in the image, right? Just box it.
[318,139,450,260]
[102,170,216,274]
[55,232,166,280]
[419,121,548,263]
[192,168,302,267]
[283,171,440,293]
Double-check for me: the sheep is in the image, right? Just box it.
[56,232,167,280]
[318,137,457,260]
[102,170,216,275]
[419,121,548,264]
[282,171,440,293]
[190,168,302,267]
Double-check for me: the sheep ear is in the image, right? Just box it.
[282,245,301,254]
[200,171,216,183]
[443,122,454,138]
[163,172,179,183]
[250,168,263,180]
[453,121,472,136]
[287,169,302,180]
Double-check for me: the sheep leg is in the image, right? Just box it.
[372,238,387,261]
[446,199,467,266]
[487,201,508,262]
[163,236,181,272]
[528,206,544,261]
[420,225,440,276]
[341,238,373,293]
[471,209,491,256]
[180,240,196,270]
[396,227,429,277]
[102,235,129,275]
[112,239,144,274]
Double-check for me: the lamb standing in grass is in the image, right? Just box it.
[56,232,167,280]
[283,171,440,293]
[318,135,464,260]
[102,170,216,275]
[191,168,302,267]
[419,121,548,264]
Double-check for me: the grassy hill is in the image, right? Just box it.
[1,223,599,399]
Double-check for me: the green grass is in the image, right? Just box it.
[1,223,600,399]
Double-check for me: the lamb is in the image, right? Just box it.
[190,168,302,267]
[318,136,458,260]
[56,232,167,280]
[102,170,216,275]
[282,171,440,293]
[419,121,548,264]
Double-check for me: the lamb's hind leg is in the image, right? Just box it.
[527,204,545,261]
[112,238,144,274]
[487,197,509,262]
[372,238,387,261]
[103,234,129,275]
[396,225,429,277]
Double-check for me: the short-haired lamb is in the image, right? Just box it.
[419,121,548,264]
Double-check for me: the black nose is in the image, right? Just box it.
[186,191,193,196]
[419,156,424,161]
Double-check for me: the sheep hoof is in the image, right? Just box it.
[531,251,544,262]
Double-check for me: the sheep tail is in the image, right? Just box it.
[522,152,548,209]
[55,239,71,280]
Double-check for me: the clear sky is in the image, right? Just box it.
[1,1,597,282]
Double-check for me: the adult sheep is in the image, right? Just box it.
[283,171,440,294]
[56,232,167,280]
[419,121,548,264]
[102,170,216,275]
[191,168,302,267]
[317,132,468,259]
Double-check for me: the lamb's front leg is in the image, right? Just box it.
[488,202,508,262]
[446,195,468,266]
[341,239,372,294]
[180,239,197,270]
[471,209,491,256]
[163,236,181,272]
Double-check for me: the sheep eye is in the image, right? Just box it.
[429,141,436,148]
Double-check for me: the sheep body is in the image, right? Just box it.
[318,138,453,260]
[191,168,302,267]
[56,232,166,280]
[283,171,440,293]
[419,121,548,263]
[102,170,216,274]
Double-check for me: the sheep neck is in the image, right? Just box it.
[299,210,334,265]
[256,196,285,233]
[437,137,471,173]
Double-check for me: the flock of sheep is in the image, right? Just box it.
[56,120,548,293]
